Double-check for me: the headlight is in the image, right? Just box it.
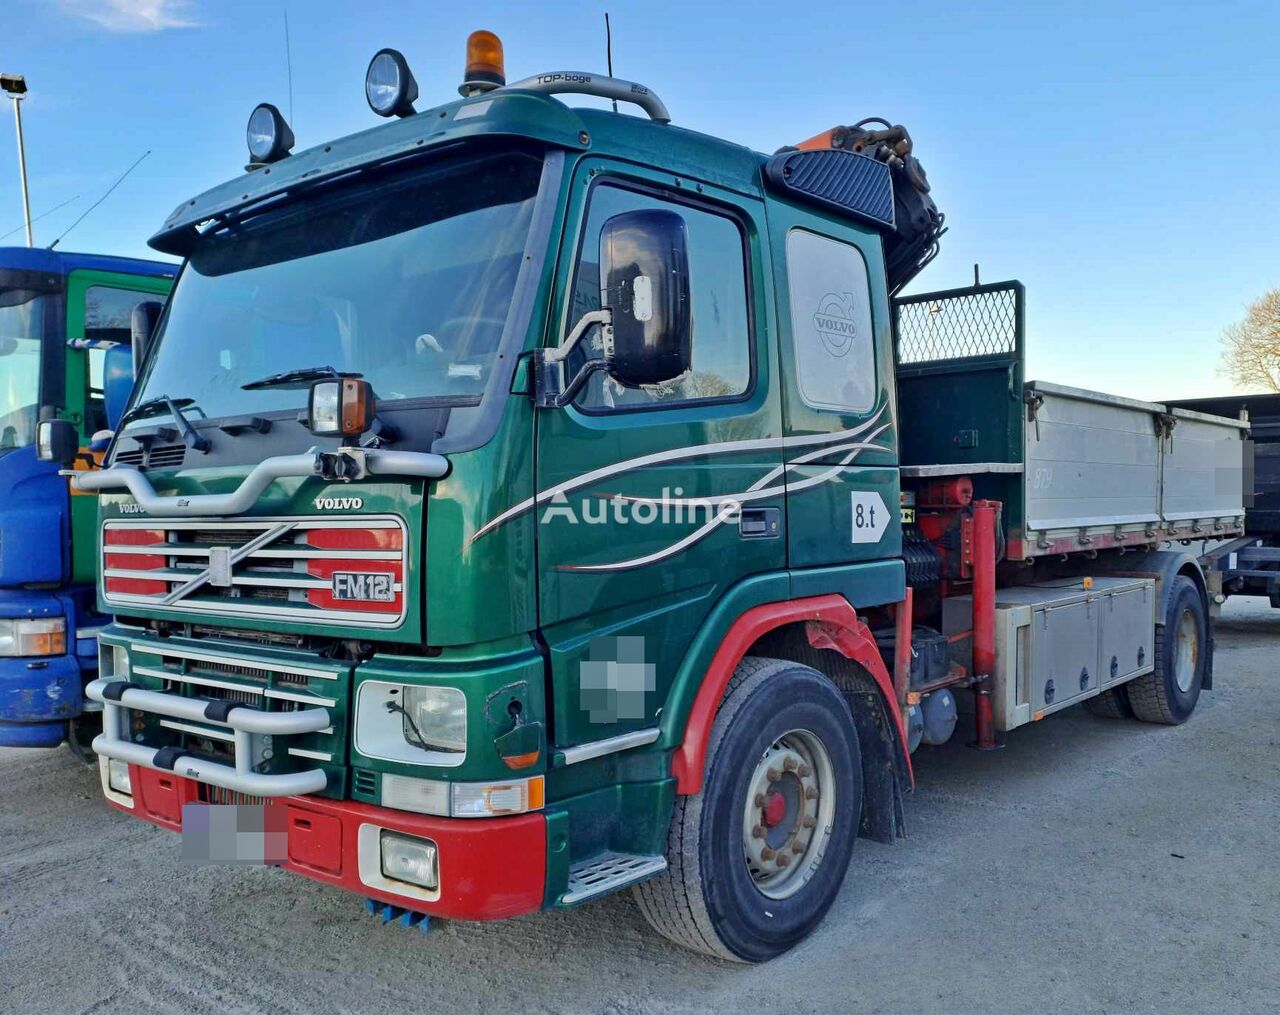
[365,48,418,118]
[107,758,132,796]
[355,681,468,766]
[0,617,66,657]
[380,831,437,890]
[245,102,294,164]
[400,686,467,754]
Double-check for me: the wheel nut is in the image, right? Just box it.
[776,854,791,868]
[802,816,816,829]
[766,768,781,783]
[792,842,805,854]
[805,787,818,800]
[797,763,812,777]
[761,847,776,861]
[752,824,766,839]
[783,756,797,771]
[754,793,766,807]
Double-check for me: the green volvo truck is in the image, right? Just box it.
[45,35,1246,960]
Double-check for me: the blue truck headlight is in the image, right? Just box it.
[0,617,66,657]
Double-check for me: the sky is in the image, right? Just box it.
[4,0,1277,401]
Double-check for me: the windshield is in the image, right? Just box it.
[127,148,545,430]
[0,288,49,451]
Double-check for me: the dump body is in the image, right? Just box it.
[894,282,1247,560]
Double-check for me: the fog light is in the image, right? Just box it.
[107,758,132,796]
[380,831,438,889]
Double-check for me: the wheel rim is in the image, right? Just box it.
[741,728,836,900]
[1173,608,1199,693]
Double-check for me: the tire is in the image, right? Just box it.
[66,714,101,765]
[633,657,862,962]
[1127,576,1206,725]
[1083,685,1133,719]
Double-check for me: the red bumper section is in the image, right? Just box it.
[114,767,546,921]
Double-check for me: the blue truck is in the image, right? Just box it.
[0,246,173,749]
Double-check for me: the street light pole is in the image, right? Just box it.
[1,74,33,247]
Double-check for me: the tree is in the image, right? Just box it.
[1221,289,1280,392]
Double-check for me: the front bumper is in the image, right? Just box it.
[108,765,547,921]
[0,653,82,747]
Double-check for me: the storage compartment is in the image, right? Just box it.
[1099,583,1155,687]
[943,577,1155,731]
[873,626,948,690]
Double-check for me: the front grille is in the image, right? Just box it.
[119,634,347,793]
[101,516,408,630]
[199,786,267,806]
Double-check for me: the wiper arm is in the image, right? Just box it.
[241,365,361,391]
[119,394,210,455]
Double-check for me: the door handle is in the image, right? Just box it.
[738,506,781,539]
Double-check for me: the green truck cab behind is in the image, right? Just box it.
[68,38,1226,961]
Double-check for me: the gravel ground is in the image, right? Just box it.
[2,596,1278,1015]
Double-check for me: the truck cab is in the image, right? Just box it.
[72,36,1229,961]
[0,246,173,748]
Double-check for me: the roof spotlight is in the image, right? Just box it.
[366,48,418,118]
[246,103,295,164]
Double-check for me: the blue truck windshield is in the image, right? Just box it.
[127,148,544,430]
[0,289,49,452]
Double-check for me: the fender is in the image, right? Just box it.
[670,593,912,795]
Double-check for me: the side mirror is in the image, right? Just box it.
[599,208,691,388]
[130,300,164,378]
[103,343,134,431]
[36,417,79,467]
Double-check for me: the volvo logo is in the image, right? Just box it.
[314,496,363,510]
[812,292,860,358]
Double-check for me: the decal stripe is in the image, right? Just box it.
[473,403,889,542]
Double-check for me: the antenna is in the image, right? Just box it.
[605,13,618,112]
[284,10,295,126]
[0,193,79,242]
[47,150,150,250]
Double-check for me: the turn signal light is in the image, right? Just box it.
[308,377,375,438]
[460,30,505,95]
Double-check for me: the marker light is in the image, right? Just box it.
[365,48,418,118]
[460,30,505,96]
[308,377,374,438]
[246,103,294,164]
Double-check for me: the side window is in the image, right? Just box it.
[786,229,876,413]
[84,285,153,433]
[569,183,752,410]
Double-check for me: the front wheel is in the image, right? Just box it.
[633,657,862,962]
[1127,576,1207,725]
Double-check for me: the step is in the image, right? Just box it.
[561,851,668,905]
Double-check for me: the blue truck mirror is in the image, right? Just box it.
[103,343,134,431]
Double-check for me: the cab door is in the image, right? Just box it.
[533,162,784,749]
[64,270,173,583]
[766,204,902,600]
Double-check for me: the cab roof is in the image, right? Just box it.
[149,90,769,257]
[0,245,176,279]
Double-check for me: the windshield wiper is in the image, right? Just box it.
[119,394,210,454]
[241,365,361,391]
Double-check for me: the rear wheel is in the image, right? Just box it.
[66,714,101,765]
[1127,576,1206,725]
[1083,685,1133,719]
[633,657,862,962]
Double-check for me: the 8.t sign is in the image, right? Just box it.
[849,491,889,544]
